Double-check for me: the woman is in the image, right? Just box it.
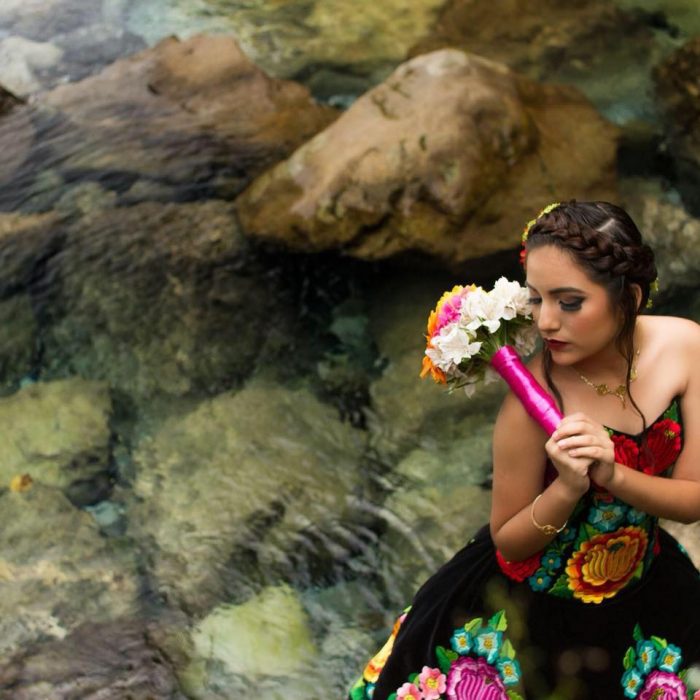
[350,201,700,700]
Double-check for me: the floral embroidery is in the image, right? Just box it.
[361,609,410,684]
[613,434,640,468]
[621,625,691,699]
[381,610,524,700]
[640,418,682,475]
[495,549,539,582]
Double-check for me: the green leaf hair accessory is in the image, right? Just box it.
[646,277,660,309]
[519,201,560,266]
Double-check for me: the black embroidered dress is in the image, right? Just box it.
[350,397,700,700]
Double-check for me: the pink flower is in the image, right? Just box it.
[419,666,447,699]
[638,670,688,700]
[446,655,508,700]
[396,682,423,700]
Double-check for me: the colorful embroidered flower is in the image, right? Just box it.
[419,666,447,699]
[640,419,682,475]
[496,657,521,686]
[612,434,640,469]
[541,551,562,572]
[474,629,503,664]
[565,526,648,603]
[622,667,644,698]
[658,645,683,673]
[495,549,540,582]
[638,670,688,700]
[365,682,376,698]
[450,629,473,656]
[363,612,407,683]
[627,507,647,525]
[445,655,508,699]
[636,640,658,672]
[528,569,552,592]
[396,681,422,700]
[588,502,627,533]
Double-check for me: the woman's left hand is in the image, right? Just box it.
[552,413,616,487]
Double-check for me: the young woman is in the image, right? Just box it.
[350,201,700,700]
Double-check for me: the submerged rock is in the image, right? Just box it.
[236,49,618,267]
[654,36,700,216]
[129,380,366,614]
[0,485,141,659]
[0,379,112,505]
[0,618,185,699]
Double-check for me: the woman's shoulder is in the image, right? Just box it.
[640,314,699,356]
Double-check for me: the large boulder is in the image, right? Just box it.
[654,36,700,216]
[0,484,141,658]
[1,34,336,211]
[0,379,112,505]
[128,380,366,614]
[236,49,618,267]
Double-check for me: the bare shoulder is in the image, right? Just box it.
[641,315,699,359]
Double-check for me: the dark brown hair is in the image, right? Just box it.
[524,200,657,429]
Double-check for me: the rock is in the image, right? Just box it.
[0,295,38,391]
[654,36,700,216]
[0,90,35,189]
[128,380,366,614]
[25,34,336,205]
[0,618,185,699]
[661,520,700,569]
[0,36,64,96]
[622,185,700,291]
[0,485,141,658]
[236,49,618,267]
[0,379,112,504]
[37,200,291,402]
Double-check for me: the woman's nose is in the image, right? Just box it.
[537,303,560,332]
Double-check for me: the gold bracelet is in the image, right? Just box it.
[530,493,567,536]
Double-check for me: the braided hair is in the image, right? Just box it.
[524,201,657,427]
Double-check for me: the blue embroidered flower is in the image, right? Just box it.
[635,640,657,672]
[496,657,521,686]
[474,629,503,664]
[558,524,578,542]
[622,667,644,698]
[588,502,626,532]
[540,552,562,572]
[626,507,646,525]
[658,644,683,673]
[528,569,552,591]
[450,629,472,656]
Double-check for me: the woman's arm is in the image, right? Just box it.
[490,386,591,561]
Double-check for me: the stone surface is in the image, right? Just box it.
[0,619,185,699]
[128,380,366,614]
[654,36,700,216]
[0,379,112,504]
[236,49,618,267]
[0,485,141,658]
[0,36,64,96]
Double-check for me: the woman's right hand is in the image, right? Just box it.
[545,434,592,498]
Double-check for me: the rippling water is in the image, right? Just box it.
[0,1,699,698]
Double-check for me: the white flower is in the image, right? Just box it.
[462,381,477,398]
[492,277,531,320]
[461,288,502,333]
[514,325,538,357]
[428,324,482,369]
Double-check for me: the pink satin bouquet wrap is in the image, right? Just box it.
[421,278,562,436]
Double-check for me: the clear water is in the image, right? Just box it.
[0,1,698,698]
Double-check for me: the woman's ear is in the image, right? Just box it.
[631,283,643,311]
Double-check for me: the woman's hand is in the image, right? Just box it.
[552,412,616,488]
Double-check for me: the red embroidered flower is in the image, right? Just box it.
[612,435,639,468]
[640,419,682,475]
[496,549,540,582]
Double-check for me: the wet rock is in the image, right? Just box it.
[0,295,38,392]
[654,36,700,216]
[409,0,661,121]
[129,380,366,614]
[0,618,185,699]
[236,49,618,267]
[0,37,64,97]
[0,379,112,503]
[38,200,290,402]
[0,485,141,658]
[22,34,336,206]
[0,91,35,190]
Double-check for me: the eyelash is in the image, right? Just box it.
[528,298,584,312]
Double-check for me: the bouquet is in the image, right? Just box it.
[421,278,562,435]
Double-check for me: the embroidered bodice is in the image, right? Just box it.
[498,397,684,603]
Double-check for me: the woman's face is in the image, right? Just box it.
[525,245,622,366]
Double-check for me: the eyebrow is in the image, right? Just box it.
[526,283,587,294]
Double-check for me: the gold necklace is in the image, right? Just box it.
[576,349,640,408]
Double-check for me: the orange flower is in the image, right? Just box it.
[565,526,648,604]
[363,612,407,683]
